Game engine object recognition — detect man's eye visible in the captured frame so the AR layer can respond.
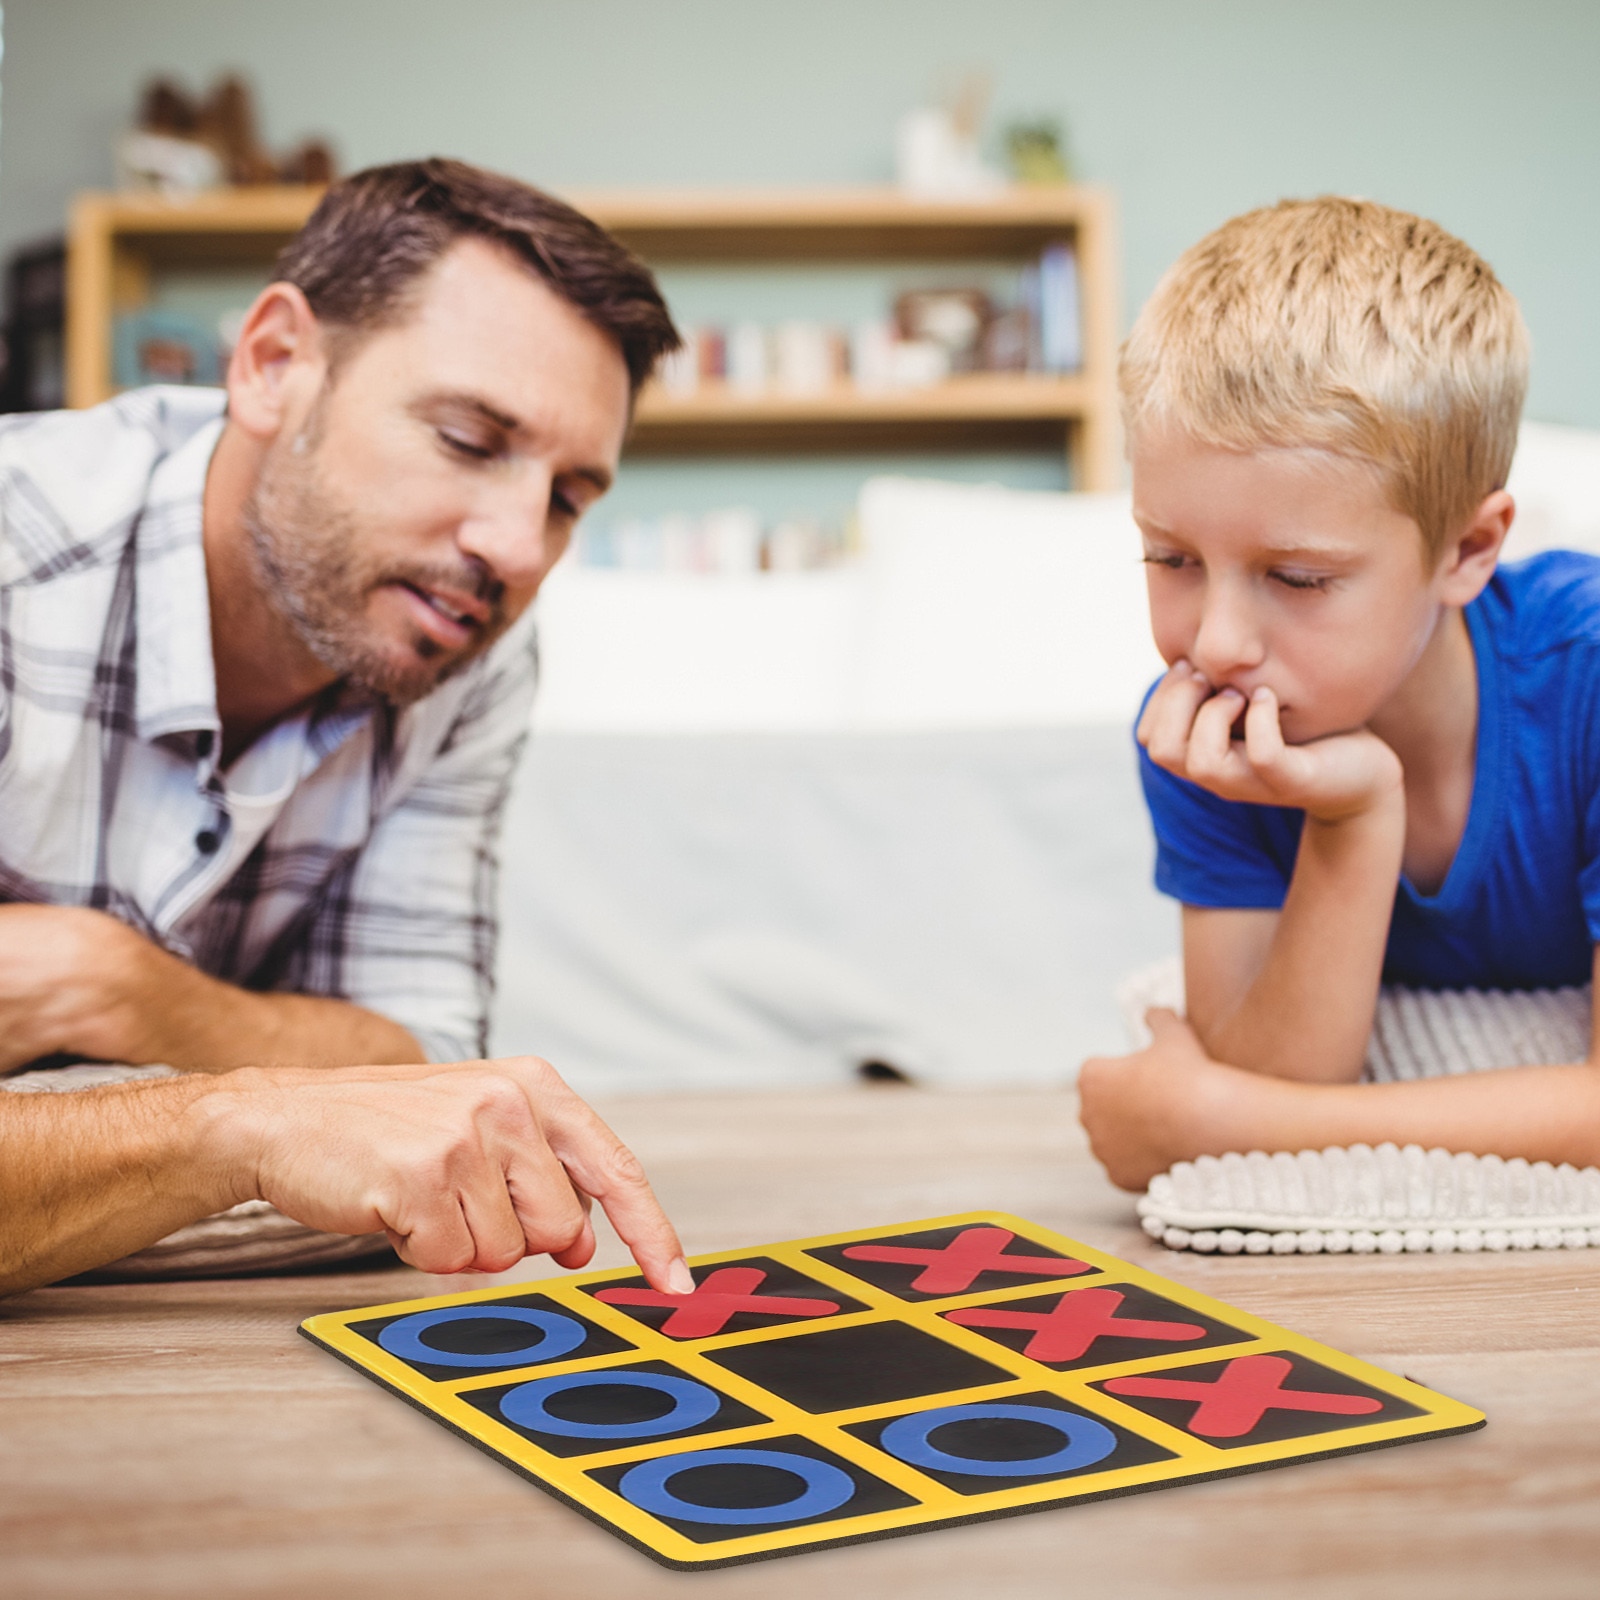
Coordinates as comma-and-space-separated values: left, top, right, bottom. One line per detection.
437, 430, 495, 460
1271, 570, 1334, 591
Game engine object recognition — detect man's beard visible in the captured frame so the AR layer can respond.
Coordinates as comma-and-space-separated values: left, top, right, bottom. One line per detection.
241, 418, 510, 707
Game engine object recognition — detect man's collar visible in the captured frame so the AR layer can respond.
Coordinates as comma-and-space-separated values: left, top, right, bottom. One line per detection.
133, 407, 226, 744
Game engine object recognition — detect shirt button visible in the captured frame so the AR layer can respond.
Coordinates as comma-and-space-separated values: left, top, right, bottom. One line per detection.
195, 828, 223, 855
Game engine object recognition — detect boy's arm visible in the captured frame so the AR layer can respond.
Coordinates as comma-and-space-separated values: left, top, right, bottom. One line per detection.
1142, 663, 1404, 1083
1079, 968, 1600, 1191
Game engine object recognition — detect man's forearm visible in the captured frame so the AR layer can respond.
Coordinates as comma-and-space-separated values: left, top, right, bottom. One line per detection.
0, 1076, 244, 1294
1201, 801, 1404, 1084
88, 933, 424, 1072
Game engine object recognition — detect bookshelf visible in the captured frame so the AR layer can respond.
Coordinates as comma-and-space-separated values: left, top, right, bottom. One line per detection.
66, 183, 1121, 489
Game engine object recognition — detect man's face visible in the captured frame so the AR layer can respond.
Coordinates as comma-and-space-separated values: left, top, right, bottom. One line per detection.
1130, 428, 1450, 744
244, 238, 631, 705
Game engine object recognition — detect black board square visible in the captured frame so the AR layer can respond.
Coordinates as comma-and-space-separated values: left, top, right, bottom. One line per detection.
941, 1282, 1253, 1373
588, 1432, 919, 1544
703, 1320, 1014, 1414
347, 1293, 635, 1381
847, 1389, 1176, 1494
1092, 1349, 1425, 1448
460, 1358, 771, 1458
579, 1256, 867, 1340
806, 1223, 1099, 1302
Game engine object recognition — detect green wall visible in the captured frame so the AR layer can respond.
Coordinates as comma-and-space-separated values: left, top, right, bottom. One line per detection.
2, 0, 1595, 514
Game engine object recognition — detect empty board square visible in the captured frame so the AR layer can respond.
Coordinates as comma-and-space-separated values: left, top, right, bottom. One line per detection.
941, 1282, 1254, 1372
704, 1319, 1014, 1413
807, 1223, 1098, 1301
588, 1433, 919, 1544
846, 1390, 1176, 1493
1093, 1350, 1425, 1447
581, 1256, 867, 1339
460, 1358, 771, 1458
346, 1292, 634, 1381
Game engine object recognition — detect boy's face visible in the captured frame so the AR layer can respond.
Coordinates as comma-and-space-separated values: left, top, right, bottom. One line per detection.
1130, 428, 1450, 745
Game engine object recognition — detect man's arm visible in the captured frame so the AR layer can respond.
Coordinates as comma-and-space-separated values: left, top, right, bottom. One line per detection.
1078, 961, 1600, 1190
0, 1054, 694, 1297
1141, 665, 1404, 1083
0, 903, 421, 1074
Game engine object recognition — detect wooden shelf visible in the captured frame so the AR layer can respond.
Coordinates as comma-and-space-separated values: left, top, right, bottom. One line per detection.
67, 183, 1121, 486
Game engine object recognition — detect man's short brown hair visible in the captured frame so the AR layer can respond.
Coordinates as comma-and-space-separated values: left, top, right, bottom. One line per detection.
1119, 197, 1529, 560
273, 158, 679, 391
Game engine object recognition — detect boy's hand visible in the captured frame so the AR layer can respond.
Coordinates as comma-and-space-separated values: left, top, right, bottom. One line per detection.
1138, 661, 1402, 823
1077, 1009, 1266, 1190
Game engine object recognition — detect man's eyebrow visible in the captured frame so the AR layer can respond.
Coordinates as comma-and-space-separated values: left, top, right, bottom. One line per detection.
414, 392, 523, 432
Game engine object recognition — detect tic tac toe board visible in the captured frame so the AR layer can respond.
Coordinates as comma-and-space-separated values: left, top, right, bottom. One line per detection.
300, 1211, 1484, 1570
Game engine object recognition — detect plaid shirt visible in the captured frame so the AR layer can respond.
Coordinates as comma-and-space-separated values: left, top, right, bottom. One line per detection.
0, 387, 537, 1062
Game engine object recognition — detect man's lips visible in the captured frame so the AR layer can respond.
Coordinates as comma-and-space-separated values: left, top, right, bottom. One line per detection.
391, 581, 489, 649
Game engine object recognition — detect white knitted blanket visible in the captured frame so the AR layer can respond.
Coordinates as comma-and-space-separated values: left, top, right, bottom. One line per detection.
0, 1062, 390, 1279
1117, 960, 1600, 1255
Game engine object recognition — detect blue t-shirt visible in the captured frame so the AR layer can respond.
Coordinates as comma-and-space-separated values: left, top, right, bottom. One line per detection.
1138, 551, 1600, 990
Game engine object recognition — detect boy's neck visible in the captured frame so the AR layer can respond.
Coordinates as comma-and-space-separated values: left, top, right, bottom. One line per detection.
1368, 605, 1478, 893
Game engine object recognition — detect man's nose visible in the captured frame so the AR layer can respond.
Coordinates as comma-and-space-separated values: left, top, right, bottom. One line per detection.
1190, 580, 1266, 681
456, 472, 556, 593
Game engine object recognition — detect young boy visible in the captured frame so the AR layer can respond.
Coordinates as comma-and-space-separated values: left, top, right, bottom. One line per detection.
1077, 196, 1600, 1190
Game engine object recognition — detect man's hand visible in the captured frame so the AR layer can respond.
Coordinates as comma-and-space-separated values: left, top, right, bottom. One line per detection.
0, 905, 153, 1073
1138, 661, 1402, 823
203, 1056, 694, 1288
1077, 1009, 1269, 1191
0, 903, 421, 1074
1, 1053, 694, 1295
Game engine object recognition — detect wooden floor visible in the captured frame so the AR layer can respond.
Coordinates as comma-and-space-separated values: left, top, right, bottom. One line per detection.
4, 1087, 1598, 1599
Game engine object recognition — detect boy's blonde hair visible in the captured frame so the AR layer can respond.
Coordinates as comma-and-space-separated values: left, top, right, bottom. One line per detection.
1119, 197, 1529, 560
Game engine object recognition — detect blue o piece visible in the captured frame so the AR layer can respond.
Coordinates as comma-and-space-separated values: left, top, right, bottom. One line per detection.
500, 1370, 722, 1439
377, 1305, 587, 1369
879, 1403, 1117, 1477
618, 1448, 857, 1526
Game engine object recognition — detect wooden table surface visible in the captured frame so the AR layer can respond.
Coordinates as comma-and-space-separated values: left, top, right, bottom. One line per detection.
4, 1087, 1598, 1599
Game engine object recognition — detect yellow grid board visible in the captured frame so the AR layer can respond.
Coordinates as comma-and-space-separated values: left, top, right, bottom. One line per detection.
300, 1210, 1484, 1570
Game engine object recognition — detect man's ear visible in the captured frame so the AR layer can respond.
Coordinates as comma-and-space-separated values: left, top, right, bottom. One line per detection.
224, 282, 327, 440
1436, 489, 1514, 606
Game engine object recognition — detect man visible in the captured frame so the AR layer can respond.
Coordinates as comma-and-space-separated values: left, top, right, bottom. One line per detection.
0, 159, 693, 1297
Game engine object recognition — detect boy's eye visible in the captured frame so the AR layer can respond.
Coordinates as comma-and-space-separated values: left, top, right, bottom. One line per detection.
1270, 570, 1334, 592
1141, 552, 1191, 571
551, 490, 580, 520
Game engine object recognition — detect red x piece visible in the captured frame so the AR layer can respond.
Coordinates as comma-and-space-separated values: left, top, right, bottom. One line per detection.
1103, 1353, 1384, 1438
946, 1287, 1207, 1362
593, 1267, 840, 1338
842, 1227, 1089, 1294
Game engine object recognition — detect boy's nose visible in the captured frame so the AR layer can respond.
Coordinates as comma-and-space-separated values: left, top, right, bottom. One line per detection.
1190, 584, 1266, 681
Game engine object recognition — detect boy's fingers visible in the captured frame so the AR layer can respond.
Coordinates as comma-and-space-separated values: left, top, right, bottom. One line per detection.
1242, 686, 1287, 773
1142, 666, 1215, 768
1136, 661, 1194, 744
1185, 689, 1246, 781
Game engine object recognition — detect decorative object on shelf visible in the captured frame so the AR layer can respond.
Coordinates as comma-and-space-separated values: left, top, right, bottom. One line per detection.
112, 308, 220, 389
116, 74, 337, 197
895, 73, 1006, 198
576, 507, 852, 575
894, 287, 993, 374
1005, 118, 1072, 186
